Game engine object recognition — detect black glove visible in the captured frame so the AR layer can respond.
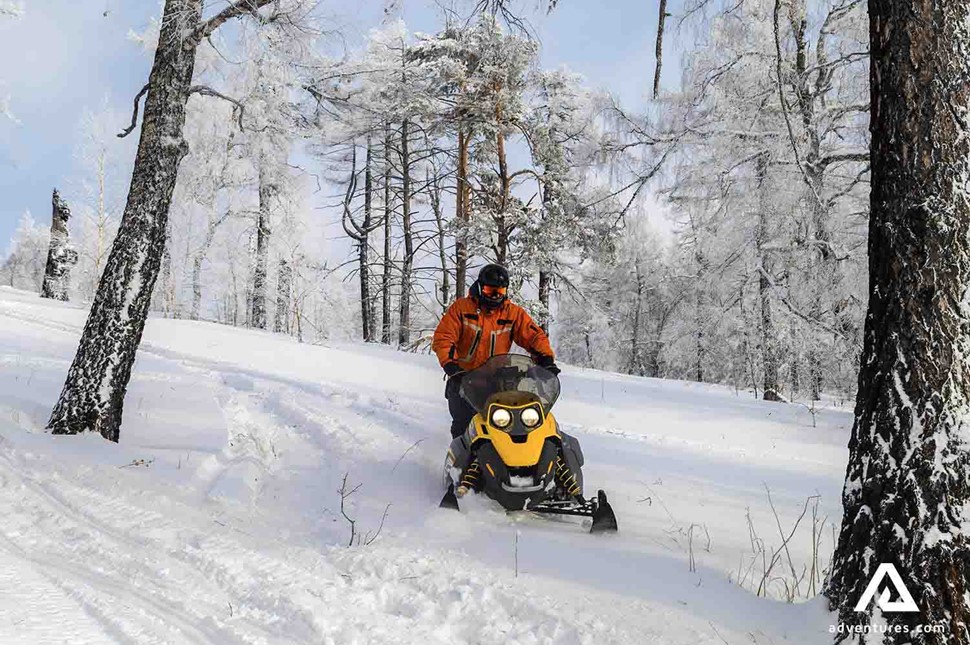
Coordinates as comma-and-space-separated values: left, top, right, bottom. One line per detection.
443, 362, 463, 378
535, 355, 561, 376
444, 364, 464, 399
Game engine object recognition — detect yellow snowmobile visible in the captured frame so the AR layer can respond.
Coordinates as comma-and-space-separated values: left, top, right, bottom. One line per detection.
439, 354, 618, 533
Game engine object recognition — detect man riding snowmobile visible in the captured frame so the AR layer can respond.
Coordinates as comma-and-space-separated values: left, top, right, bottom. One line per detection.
432, 264, 560, 439
432, 272, 618, 532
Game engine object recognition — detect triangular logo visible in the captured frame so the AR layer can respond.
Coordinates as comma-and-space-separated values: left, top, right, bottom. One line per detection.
854, 563, 919, 613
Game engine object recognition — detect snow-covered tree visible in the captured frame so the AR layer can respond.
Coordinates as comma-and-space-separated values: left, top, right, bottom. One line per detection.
518, 68, 613, 330
49, 0, 323, 442
40, 190, 79, 301
69, 102, 135, 300
825, 0, 970, 640
0, 212, 48, 290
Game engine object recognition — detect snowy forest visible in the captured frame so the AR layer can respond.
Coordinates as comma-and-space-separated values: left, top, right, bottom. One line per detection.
8, 0, 970, 642
1, 0, 869, 406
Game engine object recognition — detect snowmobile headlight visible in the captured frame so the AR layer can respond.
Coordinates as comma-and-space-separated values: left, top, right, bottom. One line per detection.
520, 407, 541, 428
490, 408, 513, 429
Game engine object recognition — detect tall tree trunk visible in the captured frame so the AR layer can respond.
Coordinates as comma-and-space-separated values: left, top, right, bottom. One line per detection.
788, 316, 800, 396
825, 0, 970, 640
156, 222, 175, 316
190, 210, 230, 321
274, 258, 291, 334
251, 160, 276, 330
90, 150, 109, 298
397, 119, 413, 348
381, 123, 393, 345
756, 152, 781, 401
47, 0, 203, 441
739, 281, 757, 396
538, 269, 552, 332
430, 167, 450, 311
806, 164, 828, 402
360, 139, 374, 341
790, 6, 830, 402
647, 325, 662, 379
694, 289, 704, 383
494, 103, 510, 265
629, 259, 645, 376
454, 126, 469, 298
191, 128, 237, 321
41, 189, 78, 301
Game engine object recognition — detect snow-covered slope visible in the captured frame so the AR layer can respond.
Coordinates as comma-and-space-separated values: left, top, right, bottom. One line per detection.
0, 286, 852, 644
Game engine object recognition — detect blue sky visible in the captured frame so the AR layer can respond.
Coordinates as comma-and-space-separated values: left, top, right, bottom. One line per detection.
0, 0, 681, 248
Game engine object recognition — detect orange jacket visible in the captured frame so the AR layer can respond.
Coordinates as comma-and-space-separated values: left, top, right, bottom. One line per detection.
432, 296, 554, 371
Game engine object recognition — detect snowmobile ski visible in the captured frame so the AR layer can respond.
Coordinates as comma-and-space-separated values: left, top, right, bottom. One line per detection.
590, 490, 619, 533
439, 483, 460, 511
528, 489, 618, 533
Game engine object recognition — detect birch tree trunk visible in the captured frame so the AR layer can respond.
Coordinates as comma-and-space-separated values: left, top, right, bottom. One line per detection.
756, 153, 781, 401
538, 269, 552, 332
89, 149, 109, 298
454, 127, 469, 298
694, 289, 704, 383
41, 189, 78, 301
190, 211, 230, 321
251, 161, 276, 330
362, 140, 375, 340
825, 0, 970, 640
48, 0, 275, 442
397, 119, 413, 348
274, 258, 291, 334
494, 102, 511, 265
629, 259, 645, 376
430, 167, 450, 310
156, 223, 175, 316
381, 123, 393, 345
47, 0, 202, 441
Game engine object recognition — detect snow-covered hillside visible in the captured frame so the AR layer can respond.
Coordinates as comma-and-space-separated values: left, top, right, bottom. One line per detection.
0, 286, 852, 644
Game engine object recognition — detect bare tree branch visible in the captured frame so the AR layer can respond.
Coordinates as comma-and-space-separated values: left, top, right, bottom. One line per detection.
117, 84, 150, 138
653, 0, 669, 99
817, 151, 868, 169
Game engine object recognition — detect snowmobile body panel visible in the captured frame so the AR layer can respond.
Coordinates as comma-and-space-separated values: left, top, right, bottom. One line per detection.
474, 403, 558, 467
474, 439, 561, 510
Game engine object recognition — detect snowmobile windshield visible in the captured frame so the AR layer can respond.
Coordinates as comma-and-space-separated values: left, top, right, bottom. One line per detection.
460, 354, 561, 414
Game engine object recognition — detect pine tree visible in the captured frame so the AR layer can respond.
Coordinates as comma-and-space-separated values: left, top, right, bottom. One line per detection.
825, 0, 970, 640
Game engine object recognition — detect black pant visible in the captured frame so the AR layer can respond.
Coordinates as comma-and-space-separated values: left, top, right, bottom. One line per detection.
446, 374, 476, 439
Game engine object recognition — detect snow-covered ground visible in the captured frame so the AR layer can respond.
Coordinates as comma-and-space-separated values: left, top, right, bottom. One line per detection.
0, 286, 852, 644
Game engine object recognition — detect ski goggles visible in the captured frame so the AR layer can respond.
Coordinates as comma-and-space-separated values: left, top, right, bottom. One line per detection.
481, 285, 507, 298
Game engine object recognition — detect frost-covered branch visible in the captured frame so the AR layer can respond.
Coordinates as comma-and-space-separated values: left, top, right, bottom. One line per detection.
191, 0, 278, 46
188, 85, 245, 130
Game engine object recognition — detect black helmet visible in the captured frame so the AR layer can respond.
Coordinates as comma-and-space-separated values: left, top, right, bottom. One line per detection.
473, 263, 510, 309
478, 264, 509, 288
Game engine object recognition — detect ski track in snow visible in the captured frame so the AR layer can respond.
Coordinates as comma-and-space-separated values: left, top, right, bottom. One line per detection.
0, 287, 849, 643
